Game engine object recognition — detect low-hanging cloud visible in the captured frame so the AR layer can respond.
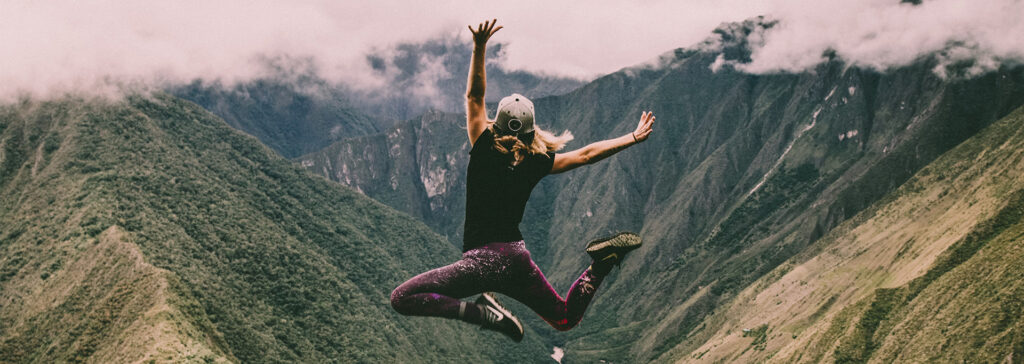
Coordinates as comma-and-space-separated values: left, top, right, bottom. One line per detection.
713, 0, 1024, 77
0, 0, 766, 100
1, 0, 1022, 100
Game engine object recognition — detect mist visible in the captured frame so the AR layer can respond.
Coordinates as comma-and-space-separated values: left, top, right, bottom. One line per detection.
730, 0, 1024, 76
2, 0, 1022, 100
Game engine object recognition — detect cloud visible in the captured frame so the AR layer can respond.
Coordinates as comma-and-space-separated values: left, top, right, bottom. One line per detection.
0, 0, 767, 100
1, 0, 1021, 100
718, 0, 1024, 76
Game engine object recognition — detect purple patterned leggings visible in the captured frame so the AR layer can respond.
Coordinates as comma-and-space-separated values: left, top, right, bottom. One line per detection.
390, 241, 605, 331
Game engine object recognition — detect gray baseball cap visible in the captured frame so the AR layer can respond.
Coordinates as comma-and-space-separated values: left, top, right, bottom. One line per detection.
494, 93, 535, 136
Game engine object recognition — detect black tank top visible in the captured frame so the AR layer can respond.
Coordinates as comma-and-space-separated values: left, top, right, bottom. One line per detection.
463, 128, 555, 251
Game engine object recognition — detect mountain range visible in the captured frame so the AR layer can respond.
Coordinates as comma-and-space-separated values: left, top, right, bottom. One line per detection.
298, 19, 1024, 362
2, 17, 1024, 364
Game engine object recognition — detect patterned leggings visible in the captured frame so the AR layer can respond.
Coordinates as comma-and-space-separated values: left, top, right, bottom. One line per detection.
390, 241, 605, 331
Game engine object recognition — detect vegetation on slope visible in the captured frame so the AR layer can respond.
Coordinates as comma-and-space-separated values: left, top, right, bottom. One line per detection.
0, 95, 552, 363
667, 105, 1024, 363
832, 122, 1024, 363
173, 79, 380, 158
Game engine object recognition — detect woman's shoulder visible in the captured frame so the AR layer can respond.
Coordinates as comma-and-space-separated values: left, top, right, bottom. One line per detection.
527, 150, 556, 175
470, 128, 495, 154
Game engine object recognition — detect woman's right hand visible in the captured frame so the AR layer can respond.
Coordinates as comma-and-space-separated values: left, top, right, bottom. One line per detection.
468, 19, 502, 47
632, 111, 656, 143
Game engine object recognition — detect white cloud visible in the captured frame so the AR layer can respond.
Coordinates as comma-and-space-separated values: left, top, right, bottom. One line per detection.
1, 0, 1022, 99
734, 0, 1024, 75
0, 0, 766, 99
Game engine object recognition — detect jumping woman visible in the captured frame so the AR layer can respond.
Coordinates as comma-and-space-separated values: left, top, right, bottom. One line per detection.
390, 19, 656, 342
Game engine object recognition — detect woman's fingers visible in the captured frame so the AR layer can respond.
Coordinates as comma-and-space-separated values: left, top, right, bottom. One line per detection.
639, 111, 654, 127
633, 111, 655, 142
470, 19, 501, 41
486, 19, 501, 38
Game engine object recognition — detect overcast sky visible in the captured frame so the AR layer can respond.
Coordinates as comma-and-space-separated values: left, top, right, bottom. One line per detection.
1, 0, 1022, 99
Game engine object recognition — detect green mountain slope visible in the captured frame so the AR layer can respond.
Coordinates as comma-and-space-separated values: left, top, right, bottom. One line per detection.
173, 79, 381, 158
0, 95, 552, 363
298, 20, 1024, 362
666, 105, 1024, 363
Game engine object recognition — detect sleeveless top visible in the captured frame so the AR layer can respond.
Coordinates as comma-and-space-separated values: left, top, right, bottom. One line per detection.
462, 128, 555, 251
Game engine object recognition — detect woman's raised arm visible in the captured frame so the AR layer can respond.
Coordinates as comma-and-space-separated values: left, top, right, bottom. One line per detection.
551, 111, 656, 174
466, 19, 502, 146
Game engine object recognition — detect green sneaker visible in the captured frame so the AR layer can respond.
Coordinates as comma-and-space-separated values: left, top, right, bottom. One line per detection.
476, 292, 524, 342
586, 232, 643, 268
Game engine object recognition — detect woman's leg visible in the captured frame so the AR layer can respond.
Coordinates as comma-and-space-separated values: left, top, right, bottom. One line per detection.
500, 243, 608, 331
390, 255, 492, 324
390, 243, 520, 324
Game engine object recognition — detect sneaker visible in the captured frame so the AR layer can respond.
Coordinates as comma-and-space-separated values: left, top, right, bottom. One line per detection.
585, 232, 643, 267
476, 292, 524, 342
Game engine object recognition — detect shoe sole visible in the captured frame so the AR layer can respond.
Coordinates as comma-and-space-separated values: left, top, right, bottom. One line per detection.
478, 292, 524, 342
586, 232, 643, 262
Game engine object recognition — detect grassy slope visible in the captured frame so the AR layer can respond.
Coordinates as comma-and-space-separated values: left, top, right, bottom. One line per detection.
659, 106, 1024, 363
0, 95, 551, 363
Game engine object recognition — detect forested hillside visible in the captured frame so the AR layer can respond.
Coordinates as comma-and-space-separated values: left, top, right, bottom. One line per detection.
0, 94, 553, 363
668, 105, 1024, 363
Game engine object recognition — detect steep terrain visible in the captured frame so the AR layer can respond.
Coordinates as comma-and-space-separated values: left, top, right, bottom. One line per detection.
299, 111, 472, 246
300, 20, 1024, 362
173, 78, 381, 158
666, 105, 1024, 363
0, 95, 552, 363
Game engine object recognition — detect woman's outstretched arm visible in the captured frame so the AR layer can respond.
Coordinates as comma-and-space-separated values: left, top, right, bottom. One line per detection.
550, 111, 656, 174
466, 19, 502, 146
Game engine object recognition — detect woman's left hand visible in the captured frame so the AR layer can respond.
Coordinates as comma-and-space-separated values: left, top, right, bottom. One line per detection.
632, 111, 655, 143
468, 19, 502, 47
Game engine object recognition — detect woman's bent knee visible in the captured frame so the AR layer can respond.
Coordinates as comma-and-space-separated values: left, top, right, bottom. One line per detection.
390, 286, 410, 315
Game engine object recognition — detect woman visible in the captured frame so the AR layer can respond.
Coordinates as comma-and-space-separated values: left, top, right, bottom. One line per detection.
390, 19, 656, 342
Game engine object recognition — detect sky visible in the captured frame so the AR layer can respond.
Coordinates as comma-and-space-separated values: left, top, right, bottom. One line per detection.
1, 0, 1022, 99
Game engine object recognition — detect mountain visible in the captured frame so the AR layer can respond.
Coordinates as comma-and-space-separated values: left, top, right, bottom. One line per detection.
172, 78, 381, 159
173, 35, 584, 159
666, 105, 1024, 363
0, 94, 553, 363
297, 111, 471, 246
299, 20, 1024, 362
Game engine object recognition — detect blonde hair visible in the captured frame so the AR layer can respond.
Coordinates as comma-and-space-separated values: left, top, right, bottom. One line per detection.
492, 124, 574, 165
